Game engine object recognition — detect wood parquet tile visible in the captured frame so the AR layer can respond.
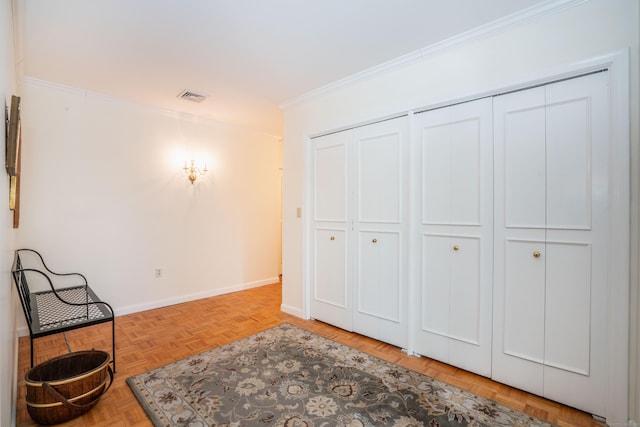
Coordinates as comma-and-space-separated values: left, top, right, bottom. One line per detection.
15, 282, 604, 426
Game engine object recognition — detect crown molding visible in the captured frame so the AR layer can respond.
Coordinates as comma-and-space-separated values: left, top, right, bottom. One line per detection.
279, 0, 590, 110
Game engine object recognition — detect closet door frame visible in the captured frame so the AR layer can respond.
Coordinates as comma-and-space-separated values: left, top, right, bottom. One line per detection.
301, 49, 629, 425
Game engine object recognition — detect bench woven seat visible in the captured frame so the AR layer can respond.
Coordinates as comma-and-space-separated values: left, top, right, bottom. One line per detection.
34, 286, 109, 331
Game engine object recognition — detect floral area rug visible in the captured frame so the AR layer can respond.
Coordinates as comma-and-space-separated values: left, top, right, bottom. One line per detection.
127, 323, 556, 427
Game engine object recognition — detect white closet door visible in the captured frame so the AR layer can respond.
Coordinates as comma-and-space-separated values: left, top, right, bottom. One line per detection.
493, 72, 609, 417
493, 86, 547, 395
310, 130, 352, 331
353, 117, 409, 348
542, 72, 609, 416
413, 98, 493, 376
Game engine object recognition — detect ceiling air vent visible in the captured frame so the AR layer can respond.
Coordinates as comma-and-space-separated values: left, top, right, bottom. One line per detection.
177, 89, 208, 103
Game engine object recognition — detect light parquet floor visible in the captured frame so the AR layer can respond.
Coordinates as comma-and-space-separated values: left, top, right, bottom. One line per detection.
15, 282, 604, 427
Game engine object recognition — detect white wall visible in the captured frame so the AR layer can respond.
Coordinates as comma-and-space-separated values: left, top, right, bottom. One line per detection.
16, 79, 282, 319
1, 0, 18, 424
281, 0, 639, 423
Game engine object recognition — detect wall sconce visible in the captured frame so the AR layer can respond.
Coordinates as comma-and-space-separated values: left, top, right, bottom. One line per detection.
183, 160, 208, 184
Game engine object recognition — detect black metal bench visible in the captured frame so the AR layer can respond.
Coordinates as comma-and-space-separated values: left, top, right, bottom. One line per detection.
12, 249, 116, 372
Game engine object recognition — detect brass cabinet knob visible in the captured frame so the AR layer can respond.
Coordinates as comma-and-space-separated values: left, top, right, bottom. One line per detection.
372, 238, 377, 243
330, 236, 335, 241
533, 251, 541, 258
453, 245, 460, 251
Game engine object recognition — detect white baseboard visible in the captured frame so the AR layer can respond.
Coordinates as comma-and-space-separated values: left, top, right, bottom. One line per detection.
116, 277, 280, 317
280, 303, 303, 318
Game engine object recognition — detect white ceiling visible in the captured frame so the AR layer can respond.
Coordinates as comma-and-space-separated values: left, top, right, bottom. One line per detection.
19, 0, 547, 136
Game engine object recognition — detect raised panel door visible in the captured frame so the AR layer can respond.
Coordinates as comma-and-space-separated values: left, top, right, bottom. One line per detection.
493, 84, 547, 396
353, 117, 408, 348
310, 131, 352, 331
493, 72, 609, 417
542, 72, 609, 417
413, 98, 493, 377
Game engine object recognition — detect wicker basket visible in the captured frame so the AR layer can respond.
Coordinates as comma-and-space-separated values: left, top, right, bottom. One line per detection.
25, 350, 114, 425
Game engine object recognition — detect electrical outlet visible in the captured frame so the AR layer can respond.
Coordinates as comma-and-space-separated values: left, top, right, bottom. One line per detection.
155, 268, 162, 278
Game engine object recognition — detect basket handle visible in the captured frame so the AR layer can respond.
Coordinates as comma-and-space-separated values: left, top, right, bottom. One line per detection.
42, 364, 114, 410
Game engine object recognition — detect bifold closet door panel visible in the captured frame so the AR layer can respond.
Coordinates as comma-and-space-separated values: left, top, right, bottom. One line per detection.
541, 72, 609, 417
310, 130, 352, 331
413, 98, 493, 377
353, 117, 409, 349
493, 71, 609, 417
492, 86, 547, 394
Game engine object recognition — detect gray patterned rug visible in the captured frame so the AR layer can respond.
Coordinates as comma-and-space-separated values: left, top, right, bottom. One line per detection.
127, 323, 556, 427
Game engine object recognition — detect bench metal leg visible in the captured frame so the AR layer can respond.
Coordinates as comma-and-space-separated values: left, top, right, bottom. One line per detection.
111, 318, 116, 373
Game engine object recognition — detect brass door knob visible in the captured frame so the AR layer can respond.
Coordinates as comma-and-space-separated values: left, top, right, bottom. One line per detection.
372, 238, 377, 243
533, 251, 541, 258
453, 245, 459, 251
330, 236, 335, 241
